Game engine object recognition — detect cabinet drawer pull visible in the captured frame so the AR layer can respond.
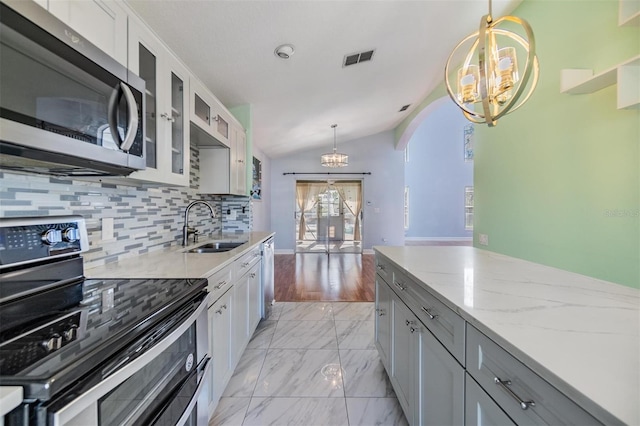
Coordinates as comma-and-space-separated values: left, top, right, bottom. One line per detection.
250, 272, 256, 278
394, 281, 406, 291
222, 304, 227, 310
409, 326, 418, 334
242, 262, 250, 267
214, 280, 228, 290
405, 319, 416, 326
421, 306, 438, 320
494, 377, 535, 410
376, 264, 386, 271
215, 308, 223, 315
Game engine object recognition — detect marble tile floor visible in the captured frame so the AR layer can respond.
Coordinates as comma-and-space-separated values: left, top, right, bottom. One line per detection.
210, 301, 408, 426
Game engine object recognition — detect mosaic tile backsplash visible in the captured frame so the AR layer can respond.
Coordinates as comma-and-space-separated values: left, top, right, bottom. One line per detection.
0, 145, 253, 268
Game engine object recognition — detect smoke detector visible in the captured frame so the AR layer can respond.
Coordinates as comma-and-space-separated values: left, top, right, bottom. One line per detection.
274, 44, 295, 59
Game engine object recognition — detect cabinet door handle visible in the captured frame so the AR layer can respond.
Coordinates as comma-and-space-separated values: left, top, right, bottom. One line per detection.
222, 304, 227, 310
250, 272, 256, 278
421, 306, 438, 320
376, 264, 386, 271
394, 281, 406, 291
214, 280, 228, 290
494, 377, 535, 410
161, 112, 176, 122
409, 326, 418, 333
378, 309, 386, 316
215, 308, 223, 315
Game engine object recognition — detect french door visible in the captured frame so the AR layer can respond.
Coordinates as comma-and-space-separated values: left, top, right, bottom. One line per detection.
295, 180, 363, 254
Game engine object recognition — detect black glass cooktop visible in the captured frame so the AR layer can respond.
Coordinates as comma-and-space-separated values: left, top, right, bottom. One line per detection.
0, 276, 207, 401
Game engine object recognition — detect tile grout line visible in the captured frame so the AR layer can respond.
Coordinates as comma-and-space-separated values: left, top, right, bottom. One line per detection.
331, 302, 352, 426
241, 304, 283, 425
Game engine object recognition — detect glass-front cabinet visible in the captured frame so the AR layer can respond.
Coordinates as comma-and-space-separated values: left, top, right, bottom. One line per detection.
189, 77, 231, 148
127, 16, 190, 186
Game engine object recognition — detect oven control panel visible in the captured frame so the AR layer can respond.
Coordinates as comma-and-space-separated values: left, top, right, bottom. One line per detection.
0, 215, 88, 268
0, 309, 87, 375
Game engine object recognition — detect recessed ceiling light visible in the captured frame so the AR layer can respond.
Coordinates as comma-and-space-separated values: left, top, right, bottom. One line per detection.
274, 44, 295, 59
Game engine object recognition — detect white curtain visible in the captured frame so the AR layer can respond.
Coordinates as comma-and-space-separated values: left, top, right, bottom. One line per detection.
295, 182, 324, 240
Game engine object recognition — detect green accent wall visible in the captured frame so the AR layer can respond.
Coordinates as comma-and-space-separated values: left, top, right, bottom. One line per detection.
230, 104, 253, 197
396, 0, 640, 288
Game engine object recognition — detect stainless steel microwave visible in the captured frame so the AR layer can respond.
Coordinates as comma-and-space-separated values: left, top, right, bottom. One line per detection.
0, 0, 146, 177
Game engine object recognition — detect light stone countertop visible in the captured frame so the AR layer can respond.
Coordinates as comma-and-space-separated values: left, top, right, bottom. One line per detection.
0, 386, 23, 417
85, 232, 274, 279
373, 245, 639, 426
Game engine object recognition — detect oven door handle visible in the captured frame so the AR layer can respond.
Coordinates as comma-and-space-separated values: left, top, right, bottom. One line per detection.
176, 357, 211, 426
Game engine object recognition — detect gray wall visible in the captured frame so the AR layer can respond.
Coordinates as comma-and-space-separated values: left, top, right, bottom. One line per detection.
405, 100, 473, 239
270, 130, 405, 251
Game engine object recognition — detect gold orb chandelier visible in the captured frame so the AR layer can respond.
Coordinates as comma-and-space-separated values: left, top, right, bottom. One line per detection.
444, 0, 540, 127
321, 124, 348, 168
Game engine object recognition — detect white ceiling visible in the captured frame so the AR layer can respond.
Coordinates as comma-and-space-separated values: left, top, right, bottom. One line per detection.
125, 0, 521, 158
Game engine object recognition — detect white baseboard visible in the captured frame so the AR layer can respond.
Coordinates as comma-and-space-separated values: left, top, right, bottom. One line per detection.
404, 237, 472, 242
275, 249, 294, 254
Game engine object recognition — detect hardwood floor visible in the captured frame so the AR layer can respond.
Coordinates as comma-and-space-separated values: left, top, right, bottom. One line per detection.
274, 253, 375, 302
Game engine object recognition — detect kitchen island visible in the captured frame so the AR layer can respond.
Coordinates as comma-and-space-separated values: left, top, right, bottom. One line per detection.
373, 246, 639, 426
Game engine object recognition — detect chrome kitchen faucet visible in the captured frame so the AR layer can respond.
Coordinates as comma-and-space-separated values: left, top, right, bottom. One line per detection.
182, 200, 216, 246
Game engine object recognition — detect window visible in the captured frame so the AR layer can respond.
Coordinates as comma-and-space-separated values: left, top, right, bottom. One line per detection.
404, 186, 410, 230
465, 186, 474, 230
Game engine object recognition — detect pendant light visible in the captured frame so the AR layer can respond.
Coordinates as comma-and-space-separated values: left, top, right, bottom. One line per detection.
321, 124, 348, 168
444, 0, 539, 127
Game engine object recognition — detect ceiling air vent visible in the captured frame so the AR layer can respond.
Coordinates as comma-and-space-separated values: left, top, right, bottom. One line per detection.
399, 104, 411, 112
343, 49, 375, 67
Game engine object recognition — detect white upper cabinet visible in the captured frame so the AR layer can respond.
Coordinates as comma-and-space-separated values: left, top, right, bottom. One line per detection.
47, 0, 128, 66
198, 122, 247, 196
231, 124, 247, 195
127, 16, 190, 186
190, 78, 232, 148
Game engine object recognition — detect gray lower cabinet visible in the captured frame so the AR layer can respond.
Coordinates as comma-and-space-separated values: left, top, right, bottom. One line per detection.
418, 321, 465, 426
391, 296, 418, 423
376, 273, 465, 425
465, 373, 516, 426
466, 325, 601, 426
374, 276, 392, 370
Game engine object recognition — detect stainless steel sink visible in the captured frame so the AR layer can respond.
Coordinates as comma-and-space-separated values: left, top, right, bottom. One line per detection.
186, 241, 247, 253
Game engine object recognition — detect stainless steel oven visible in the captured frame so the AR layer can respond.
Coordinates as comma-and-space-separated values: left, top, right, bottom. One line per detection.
42, 294, 210, 426
0, 0, 146, 176
0, 216, 210, 426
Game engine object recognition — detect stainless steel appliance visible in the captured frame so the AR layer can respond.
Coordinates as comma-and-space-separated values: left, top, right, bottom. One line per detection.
0, 216, 210, 425
0, 1, 146, 176
261, 237, 274, 319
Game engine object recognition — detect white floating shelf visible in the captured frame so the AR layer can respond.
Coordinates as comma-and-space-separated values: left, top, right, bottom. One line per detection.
619, 0, 640, 26
560, 55, 640, 109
